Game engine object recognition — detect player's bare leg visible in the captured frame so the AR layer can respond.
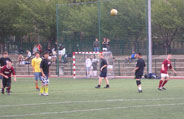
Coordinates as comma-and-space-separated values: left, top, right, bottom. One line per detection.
35, 80, 39, 90
158, 76, 168, 91
95, 77, 103, 88
161, 77, 169, 90
104, 77, 110, 88
136, 79, 142, 93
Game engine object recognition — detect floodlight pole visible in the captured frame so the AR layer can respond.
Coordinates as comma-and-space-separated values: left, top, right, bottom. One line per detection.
56, 4, 60, 77
148, 0, 152, 73
97, 0, 102, 51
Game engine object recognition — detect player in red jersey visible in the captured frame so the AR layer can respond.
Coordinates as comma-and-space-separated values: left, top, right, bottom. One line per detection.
158, 54, 176, 91
0, 61, 16, 95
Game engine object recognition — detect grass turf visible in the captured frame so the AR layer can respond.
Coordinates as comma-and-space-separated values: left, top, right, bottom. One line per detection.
0, 78, 184, 119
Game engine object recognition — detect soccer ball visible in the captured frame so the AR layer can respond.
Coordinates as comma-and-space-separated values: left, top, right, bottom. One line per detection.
110, 9, 118, 16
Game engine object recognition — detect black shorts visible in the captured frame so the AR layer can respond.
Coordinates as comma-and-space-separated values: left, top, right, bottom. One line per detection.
2, 77, 11, 88
100, 71, 107, 78
135, 74, 143, 79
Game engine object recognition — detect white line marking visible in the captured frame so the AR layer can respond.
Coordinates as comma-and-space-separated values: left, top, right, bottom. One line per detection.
0, 97, 184, 108
0, 103, 184, 118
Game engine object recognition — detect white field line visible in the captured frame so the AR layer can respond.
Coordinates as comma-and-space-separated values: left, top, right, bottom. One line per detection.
0, 103, 184, 118
0, 97, 184, 108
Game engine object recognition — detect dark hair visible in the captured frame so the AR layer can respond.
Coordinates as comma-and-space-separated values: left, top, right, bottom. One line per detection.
35, 52, 40, 55
138, 53, 142, 56
44, 51, 49, 55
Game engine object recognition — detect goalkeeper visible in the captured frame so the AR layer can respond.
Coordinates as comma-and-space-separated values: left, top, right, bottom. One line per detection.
39, 52, 51, 96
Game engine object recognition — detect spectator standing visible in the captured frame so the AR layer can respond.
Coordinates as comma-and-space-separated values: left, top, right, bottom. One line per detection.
106, 38, 111, 51
102, 38, 107, 51
85, 56, 92, 78
91, 56, 98, 77
93, 38, 100, 52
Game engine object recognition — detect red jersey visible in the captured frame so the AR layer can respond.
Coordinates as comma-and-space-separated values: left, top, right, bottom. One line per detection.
0, 66, 15, 77
160, 59, 172, 74
37, 44, 41, 51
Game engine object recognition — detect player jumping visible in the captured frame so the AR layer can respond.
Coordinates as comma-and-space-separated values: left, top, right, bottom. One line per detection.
158, 54, 177, 91
95, 53, 110, 88
0, 61, 16, 95
133, 53, 145, 93
40, 52, 51, 96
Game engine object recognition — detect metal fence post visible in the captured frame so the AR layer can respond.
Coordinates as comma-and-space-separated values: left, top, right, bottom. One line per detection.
118, 60, 120, 76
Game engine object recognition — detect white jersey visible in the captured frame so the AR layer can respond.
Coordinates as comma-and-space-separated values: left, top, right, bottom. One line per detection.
85, 58, 92, 67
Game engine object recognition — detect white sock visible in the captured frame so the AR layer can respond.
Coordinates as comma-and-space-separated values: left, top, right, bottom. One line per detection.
138, 86, 142, 90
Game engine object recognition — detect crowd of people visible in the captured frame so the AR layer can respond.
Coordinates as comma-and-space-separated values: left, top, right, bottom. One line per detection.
17, 43, 67, 65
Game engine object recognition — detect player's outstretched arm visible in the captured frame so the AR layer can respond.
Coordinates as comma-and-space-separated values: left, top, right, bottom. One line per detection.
172, 68, 177, 74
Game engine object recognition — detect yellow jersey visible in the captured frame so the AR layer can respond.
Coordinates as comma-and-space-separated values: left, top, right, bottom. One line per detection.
31, 57, 42, 72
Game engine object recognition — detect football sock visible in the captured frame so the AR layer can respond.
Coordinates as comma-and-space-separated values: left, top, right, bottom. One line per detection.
36, 84, 39, 89
138, 86, 142, 90
45, 86, 48, 94
159, 80, 163, 88
40, 87, 44, 94
1, 88, 4, 94
162, 80, 168, 87
7, 87, 10, 93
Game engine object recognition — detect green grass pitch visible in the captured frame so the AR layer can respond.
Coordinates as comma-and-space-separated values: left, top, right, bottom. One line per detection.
0, 78, 184, 119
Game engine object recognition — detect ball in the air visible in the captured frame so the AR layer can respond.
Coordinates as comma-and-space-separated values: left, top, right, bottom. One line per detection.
110, 9, 118, 16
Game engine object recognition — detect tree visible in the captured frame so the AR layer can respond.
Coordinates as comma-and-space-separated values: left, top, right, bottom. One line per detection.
152, 0, 184, 54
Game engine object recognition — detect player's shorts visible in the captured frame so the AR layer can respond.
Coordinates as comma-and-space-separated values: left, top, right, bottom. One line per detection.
161, 73, 169, 78
2, 77, 11, 88
86, 67, 91, 73
34, 72, 42, 81
100, 71, 107, 78
41, 76, 49, 85
135, 74, 143, 79
48, 56, 52, 60
0, 75, 3, 80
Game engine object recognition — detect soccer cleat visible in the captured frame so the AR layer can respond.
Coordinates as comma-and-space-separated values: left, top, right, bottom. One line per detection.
36, 88, 40, 91
104, 85, 110, 88
1, 88, 4, 94
158, 88, 163, 91
162, 87, 167, 90
7, 93, 11, 95
39, 93, 44, 96
138, 90, 143, 93
95, 85, 101, 88
44, 93, 48, 96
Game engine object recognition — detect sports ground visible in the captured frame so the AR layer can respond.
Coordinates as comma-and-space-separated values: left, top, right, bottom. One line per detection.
0, 78, 184, 119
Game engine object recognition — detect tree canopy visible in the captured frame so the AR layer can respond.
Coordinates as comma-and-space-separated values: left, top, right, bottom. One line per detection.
0, 0, 183, 54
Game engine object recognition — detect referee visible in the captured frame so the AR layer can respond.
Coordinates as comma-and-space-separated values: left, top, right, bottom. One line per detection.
133, 53, 145, 93
95, 53, 110, 88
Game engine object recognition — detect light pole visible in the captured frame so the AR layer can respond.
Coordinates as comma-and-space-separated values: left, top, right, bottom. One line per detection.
148, 0, 152, 73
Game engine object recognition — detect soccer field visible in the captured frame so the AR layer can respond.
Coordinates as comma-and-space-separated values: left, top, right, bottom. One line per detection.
0, 78, 184, 119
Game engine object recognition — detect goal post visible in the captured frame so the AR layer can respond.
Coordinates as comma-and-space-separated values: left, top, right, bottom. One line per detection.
73, 52, 114, 79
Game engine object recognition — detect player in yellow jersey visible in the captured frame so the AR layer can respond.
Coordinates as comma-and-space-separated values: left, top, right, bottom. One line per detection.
31, 52, 42, 90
